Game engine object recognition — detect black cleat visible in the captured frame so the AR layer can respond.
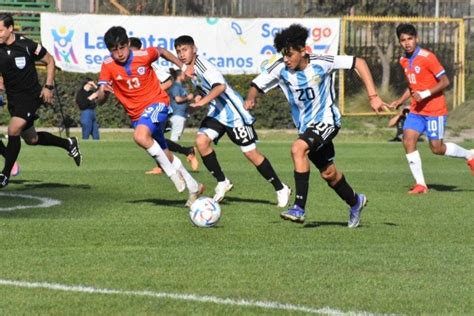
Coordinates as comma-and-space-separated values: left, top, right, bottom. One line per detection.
68, 137, 82, 166
0, 173, 9, 189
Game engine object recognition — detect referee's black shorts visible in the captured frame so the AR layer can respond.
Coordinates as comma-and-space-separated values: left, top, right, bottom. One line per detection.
7, 93, 43, 130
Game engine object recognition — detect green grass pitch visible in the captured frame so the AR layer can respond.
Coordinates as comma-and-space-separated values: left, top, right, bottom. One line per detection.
0, 131, 472, 314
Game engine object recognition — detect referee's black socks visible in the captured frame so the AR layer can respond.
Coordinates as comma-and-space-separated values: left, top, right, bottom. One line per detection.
36, 132, 70, 150
2, 135, 21, 177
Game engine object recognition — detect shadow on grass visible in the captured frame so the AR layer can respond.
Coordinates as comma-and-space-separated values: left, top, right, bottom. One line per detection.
221, 196, 273, 206
6, 179, 91, 191
427, 183, 474, 192
7, 181, 92, 191
303, 221, 347, 228
127, 198, 186, 207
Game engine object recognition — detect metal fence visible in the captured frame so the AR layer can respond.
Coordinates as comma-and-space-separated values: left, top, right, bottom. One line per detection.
339, 16, 465, 115
94, 0, 471, 18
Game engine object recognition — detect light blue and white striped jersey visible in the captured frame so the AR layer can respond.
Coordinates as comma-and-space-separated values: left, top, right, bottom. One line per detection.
192, 55, 255, 128
252, 54, 355, 134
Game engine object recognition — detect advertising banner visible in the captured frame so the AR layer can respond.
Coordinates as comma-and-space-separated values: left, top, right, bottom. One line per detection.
40, 13, 340, 74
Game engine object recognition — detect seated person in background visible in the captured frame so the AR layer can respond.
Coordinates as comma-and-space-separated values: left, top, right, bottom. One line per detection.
75, 78, 100, 140
388, 105, 409, 142
167, 68, 194, 142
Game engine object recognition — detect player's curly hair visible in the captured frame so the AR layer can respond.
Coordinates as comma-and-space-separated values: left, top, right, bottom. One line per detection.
274, 24, 309, 53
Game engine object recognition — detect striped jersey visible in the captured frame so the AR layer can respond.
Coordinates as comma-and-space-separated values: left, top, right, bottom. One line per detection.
399, 47, 447, 116
99, 47, 169, 121
252, 54, 354, 134
192, 55, 254, 128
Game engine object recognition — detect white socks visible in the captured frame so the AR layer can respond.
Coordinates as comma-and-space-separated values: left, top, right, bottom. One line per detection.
171, 155, 199, 193
146, 140, 176, 177
444, 142, 473, 160
406, 150, 426, 186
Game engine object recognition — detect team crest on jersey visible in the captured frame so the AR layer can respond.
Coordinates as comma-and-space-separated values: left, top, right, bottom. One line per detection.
310, 75, 321, 85
137, 66, 146, 75
414, 66, 421, 74
15, 57, 26, 69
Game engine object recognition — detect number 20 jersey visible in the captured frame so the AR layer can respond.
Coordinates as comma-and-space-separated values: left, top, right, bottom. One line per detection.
99, 47, 169, 121
252, 54, 354, 134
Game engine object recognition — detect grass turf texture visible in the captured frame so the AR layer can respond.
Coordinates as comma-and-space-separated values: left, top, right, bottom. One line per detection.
0, 131, 472, 314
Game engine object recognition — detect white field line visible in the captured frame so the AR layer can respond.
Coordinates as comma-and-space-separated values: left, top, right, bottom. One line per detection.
0, 193, 61, 212
0, 279, 385, 315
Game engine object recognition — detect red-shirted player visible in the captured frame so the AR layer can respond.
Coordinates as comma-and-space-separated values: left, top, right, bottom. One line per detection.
390, 24, 474, 194
96, 26, 203, 207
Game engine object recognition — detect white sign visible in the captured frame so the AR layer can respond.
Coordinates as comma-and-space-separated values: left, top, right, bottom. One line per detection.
40, 13, 340, 74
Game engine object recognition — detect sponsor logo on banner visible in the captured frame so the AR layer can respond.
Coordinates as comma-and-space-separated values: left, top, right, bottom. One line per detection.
40, 13, 340, 74
51, 26, 78, 64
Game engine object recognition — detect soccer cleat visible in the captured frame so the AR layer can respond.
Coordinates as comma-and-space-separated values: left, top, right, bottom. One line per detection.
408, 184, 428, 195
67, 137, 82, 167
348, 193, 367, 228
145, 167, 163, 175
170, 172, 186, 193
280, 204, 305, 223
185, 183, 205, 208
186, 151, 199, 171
0, 173, 8, 189
213, 178, 233, 202
10, 161, 20, 177
467, 150, 474, 176
276, 183, 291, 208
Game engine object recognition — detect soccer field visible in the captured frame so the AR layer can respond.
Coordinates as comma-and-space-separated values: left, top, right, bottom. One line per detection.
0, 132, 472, 315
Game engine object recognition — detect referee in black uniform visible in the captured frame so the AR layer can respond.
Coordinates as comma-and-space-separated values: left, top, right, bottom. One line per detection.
0, 13, 82, 188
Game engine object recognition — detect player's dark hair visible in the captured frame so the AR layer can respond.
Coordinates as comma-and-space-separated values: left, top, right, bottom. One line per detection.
174, 35, 195, 48
396, 23, 417, 39
129, 37, 142, 49
104, 26, 129, 50
274, 24, 308, 53
0, 13, 14, 28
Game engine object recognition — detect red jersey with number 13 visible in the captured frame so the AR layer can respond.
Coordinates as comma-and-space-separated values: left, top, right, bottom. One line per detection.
99, 47, 169, 121
399, 47, 447, 116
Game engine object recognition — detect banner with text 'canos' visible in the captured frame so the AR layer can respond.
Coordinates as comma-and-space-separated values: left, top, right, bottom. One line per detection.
40, 13, 340, 74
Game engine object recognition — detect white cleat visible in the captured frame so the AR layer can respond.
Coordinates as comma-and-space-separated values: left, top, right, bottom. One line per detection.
185, 183, 205, 208
276, 183, 291, 208
170, 172, 186, 193
213, 178, 233, 202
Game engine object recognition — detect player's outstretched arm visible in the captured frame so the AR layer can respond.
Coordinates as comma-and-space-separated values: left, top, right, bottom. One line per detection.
39, 52, 56, 104
390, 88, 411, 109
244, 85, 260, 110
156, 47, 192, 76
354, 57, 389, 113
96, 84, 112, 105
190, 83, 226, 108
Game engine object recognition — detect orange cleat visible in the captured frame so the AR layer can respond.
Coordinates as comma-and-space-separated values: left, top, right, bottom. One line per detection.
145, 167, 163, 175
467, 155, 474, 176
186, 151, 199, 171
408, 184, 428, 195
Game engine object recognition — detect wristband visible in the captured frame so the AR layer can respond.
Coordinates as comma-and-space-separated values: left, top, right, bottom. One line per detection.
181, 64, 188, 72
44, 84, 55, 91
418, 89, 431, 100
368, 94, 378, 100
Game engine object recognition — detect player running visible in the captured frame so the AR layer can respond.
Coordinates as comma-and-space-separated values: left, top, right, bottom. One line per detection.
96, 26, 203, 207
174, 35, 291, 207
389, 23, 474, 194
245, 24, 387, 227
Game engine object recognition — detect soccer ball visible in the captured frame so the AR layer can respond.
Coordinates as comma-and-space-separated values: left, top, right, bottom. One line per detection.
189, 197, 221, 228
